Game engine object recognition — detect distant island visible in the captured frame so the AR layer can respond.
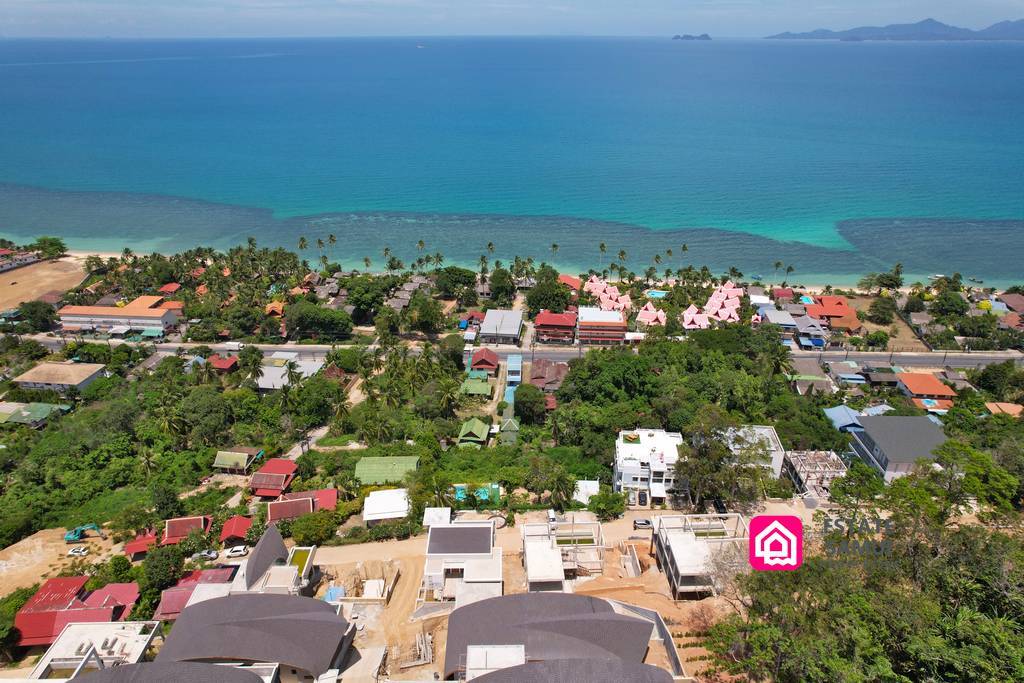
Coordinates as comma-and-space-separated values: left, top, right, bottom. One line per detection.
673, 34, 711, 41
768, 17, 1024, 41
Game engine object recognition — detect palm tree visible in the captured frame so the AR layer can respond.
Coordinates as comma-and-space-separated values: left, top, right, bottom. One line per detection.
363, 256, 372, 272
486, 242, 495, 255
284, 359, 304, 388
617, 250, 627, 272
550, 243, 559, 259
417, 239, 425, 254
298, 236, 308, 252
598, 242, 607, 268
478, 255, 489, 277
784, 264, 795, 286
436, 377, 461, 418
328, 233, 337, 253
548, 470, 575, 511
773, 260, 784, 278
333, 398, 352, 425
433, 252, 444, 268
680, 243, 688, 268
196, 358, 217, 385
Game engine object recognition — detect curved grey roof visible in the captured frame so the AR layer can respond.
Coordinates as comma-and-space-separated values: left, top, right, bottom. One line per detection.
244, 524, 288, 588
156, 593, 350, 677
475, 659, 673, 683
443, 593, 653, 679
76, 662, 263, 683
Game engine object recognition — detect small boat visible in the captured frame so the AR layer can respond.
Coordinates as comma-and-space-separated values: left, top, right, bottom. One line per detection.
751, 274, 764, 281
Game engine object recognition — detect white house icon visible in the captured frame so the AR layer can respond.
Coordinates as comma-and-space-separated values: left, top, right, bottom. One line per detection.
754, 520, 799, 566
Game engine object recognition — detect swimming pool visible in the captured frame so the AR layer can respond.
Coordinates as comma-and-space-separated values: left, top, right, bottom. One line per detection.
800, 295, 815, 305
646, 290, 669, 299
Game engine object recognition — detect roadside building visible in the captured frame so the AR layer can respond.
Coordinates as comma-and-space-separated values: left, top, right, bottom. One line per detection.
897, 372, 957, 413
850, 416, 947, 481
577, 307, 627, 345
249, 459, 298, 498
153, 568, 238, 622
225, 526, 318, 597
15, 577, 140, 647
528, 358, 569, 393
420, 521, 503, 608
506, 354, 522, 386
611, 429, 683, 506
470, 348, 499, 375
986, 402, 1023, 417
362, 489, 410, 527
479, 309, 523, 345
534, 310, 577, 343
208, 354, 239, 372
59, 295, 179, 333
459, 377, 492, 398
12, 362, 105, 395
521, 519, 604, 592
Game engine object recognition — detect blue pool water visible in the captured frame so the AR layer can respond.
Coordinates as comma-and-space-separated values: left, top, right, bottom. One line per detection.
646, 290, 669, 299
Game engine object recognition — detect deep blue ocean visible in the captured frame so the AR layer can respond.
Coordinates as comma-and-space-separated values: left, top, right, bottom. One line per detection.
0, 37, 1022, 284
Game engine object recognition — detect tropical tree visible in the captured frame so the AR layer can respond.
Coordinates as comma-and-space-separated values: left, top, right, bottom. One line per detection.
298, 236, 308, 252
598, 242, 607, 268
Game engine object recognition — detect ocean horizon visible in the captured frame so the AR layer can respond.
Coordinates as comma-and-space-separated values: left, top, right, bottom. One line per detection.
0, 37, 1022, 285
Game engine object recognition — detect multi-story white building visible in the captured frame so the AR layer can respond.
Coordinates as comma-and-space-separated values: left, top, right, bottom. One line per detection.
611, 429, 683, 505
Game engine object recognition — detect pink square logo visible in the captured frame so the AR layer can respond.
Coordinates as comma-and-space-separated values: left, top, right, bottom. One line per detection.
748, 515, 803, 571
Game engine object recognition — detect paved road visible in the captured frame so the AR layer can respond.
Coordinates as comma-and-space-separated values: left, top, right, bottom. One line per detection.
27, 333, 1022, 369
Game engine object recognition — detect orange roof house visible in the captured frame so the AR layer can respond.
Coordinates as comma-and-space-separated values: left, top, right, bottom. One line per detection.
58, 295, 178, 329
558, 274, 582, 292
806, 295, 853, 320
829, 312, 863, 334
196, 284, 209, 296
219, 515, 253, 545
897, 373, 957, 399
159, 300, 185, 311
986, 402, 1023, 417
158, 283, 181, 294
265, 301, 285, 317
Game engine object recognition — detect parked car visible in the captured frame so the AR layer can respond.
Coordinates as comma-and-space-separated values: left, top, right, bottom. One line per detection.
225, 545, 249, 558
191, 549, 218, 561
633, 518, 653, 530
67, 546, 89, 557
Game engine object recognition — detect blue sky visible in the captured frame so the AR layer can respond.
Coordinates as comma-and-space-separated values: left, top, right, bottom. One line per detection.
1, 0, 1022, 38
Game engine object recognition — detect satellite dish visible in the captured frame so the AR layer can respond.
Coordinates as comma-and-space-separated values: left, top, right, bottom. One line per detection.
804, 497, 819, 509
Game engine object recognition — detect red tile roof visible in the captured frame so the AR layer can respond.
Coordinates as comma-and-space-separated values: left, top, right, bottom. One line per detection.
282, 488, 338, 512
123, 532, 158, 558
250, 458, 298, 497
806, 301, 852, 319
461, 311, 485, 323
535, 310, 578, 328
829, 312, 863, 332
15, 577, 139, 646
898, 373, 957, 398
219, 515, 253, 543
162, 516, 212, 546
209, 354, 238, 371
471, 348, 499, 370
158, 300, 185, 310
545, 394, 558, 411
772, 287, 794, 300
1000, 293, 1024, 313
196, 284, 209, 296
267, 497, 314, 523
152, 585, 196, 622
913, 398, 955, 412
190, 266, 207, 278
557, 274, 582, 291
158, 283, 181, 294
177, 568, 236, 585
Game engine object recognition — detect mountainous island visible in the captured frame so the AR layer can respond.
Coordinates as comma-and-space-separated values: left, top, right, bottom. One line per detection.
767, 17, 1024, 41
672, 34, 711, 41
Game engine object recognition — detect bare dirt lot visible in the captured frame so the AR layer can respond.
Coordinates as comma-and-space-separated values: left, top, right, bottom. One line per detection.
0, 258, 85, 310
848, 295, 929, 352
0, 527, 117, 592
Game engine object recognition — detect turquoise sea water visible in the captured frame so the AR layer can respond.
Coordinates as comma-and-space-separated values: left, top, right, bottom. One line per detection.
0, 37, 1022, 284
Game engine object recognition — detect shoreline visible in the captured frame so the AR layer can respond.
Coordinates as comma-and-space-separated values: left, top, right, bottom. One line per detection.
57, 250, 971, 295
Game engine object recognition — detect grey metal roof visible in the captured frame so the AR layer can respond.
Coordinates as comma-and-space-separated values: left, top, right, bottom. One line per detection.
480, 309, 523, 337
244, 524, 288, 589
443, 594, 653, 679
475, 659, 673, 683
156, 594, 350, 678
859, 416, 946, 464
427, 525, 492, 555
76, 662, 263, 683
